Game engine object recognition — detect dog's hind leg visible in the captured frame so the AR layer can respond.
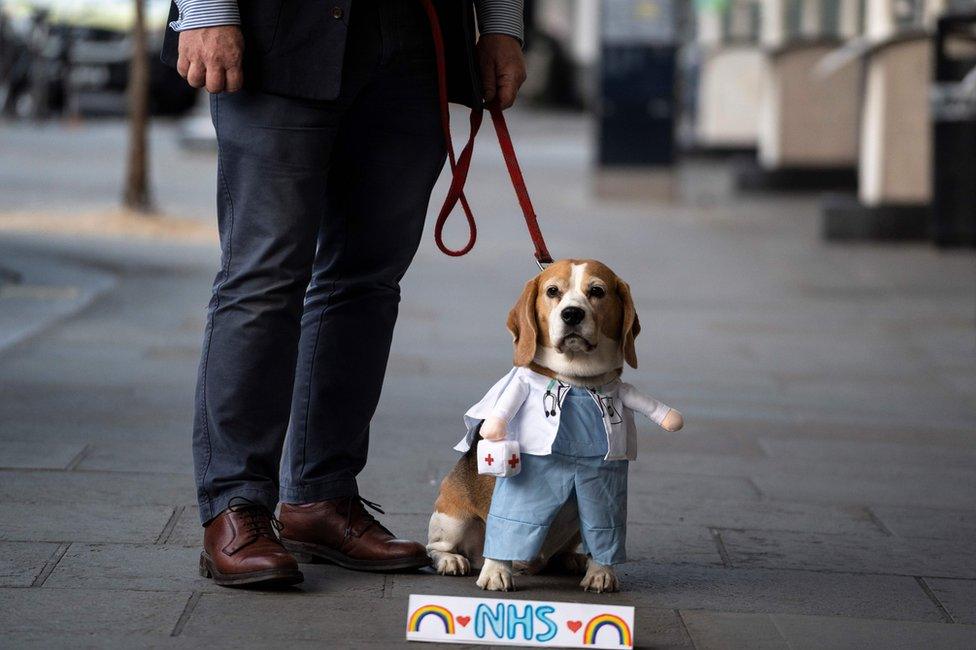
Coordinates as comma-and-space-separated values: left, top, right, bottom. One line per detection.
535, 498, 587, 575
545, 536, 589, 576
427, 510, 483, 576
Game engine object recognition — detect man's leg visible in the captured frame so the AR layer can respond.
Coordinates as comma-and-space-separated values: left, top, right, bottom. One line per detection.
280, 6, 446, 505
276, 0, 445, 570
193, 89, 348, 523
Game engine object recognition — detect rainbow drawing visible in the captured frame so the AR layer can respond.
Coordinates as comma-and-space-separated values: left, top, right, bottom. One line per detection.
407, 604, 455, 635
583, 613, 632, 647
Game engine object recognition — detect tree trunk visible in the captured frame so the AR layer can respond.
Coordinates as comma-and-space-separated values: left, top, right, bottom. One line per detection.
123, 0, 152, 212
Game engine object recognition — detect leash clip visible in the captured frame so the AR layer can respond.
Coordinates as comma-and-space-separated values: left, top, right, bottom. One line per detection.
535, 252, 554, 272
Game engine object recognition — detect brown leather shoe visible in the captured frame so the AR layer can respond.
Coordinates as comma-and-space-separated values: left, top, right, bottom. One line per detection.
278, 496, 430, 572
200, 498, 304, 587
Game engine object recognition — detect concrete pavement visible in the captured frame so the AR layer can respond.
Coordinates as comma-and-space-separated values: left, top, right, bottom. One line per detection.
0, 111, 974, 648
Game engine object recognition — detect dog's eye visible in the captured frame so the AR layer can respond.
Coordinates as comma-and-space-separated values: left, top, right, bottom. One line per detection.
588, 286, 606, 299
546, 286, 560, 299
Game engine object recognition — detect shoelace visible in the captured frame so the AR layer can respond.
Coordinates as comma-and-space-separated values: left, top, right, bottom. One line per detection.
227, 496, 284, 542
343, 496, 394, 539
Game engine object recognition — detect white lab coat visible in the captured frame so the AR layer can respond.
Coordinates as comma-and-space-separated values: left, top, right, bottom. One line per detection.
454, 366, 674, 461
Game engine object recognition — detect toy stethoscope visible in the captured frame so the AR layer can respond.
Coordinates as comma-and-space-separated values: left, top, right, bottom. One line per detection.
543, 379, 623, 424
543, 379, 568, 417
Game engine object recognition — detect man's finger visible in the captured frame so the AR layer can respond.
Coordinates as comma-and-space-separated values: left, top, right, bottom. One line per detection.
206, 66, 227, 94
186, 61, 207, 89
176, 54, 190, 79
480, 59, 497, 103
225, 65, 244, 93
496, 73, 518, 110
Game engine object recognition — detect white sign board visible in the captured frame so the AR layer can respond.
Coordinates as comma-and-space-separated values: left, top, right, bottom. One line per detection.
405, 594, 635, 649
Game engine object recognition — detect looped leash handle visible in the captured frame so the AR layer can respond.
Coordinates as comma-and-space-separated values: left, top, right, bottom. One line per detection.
419, 0, 554, 267
486, 100, 554, 267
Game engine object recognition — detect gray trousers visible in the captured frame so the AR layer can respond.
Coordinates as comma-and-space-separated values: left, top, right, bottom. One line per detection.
193, 0, 446, 523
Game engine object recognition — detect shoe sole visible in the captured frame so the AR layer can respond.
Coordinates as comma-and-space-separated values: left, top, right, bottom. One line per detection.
199, 552, 304, 587
280, 538, 431, 572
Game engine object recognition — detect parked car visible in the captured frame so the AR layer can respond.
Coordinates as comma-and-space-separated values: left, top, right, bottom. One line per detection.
0, 0, 196, 118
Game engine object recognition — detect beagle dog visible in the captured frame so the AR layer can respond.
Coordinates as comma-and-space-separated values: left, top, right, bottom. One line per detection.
427, 259, 683, 593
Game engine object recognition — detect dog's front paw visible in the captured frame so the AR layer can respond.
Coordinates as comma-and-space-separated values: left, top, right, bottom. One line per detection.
432, 551, 470, 576
477, 559, 515, 591
580, 559, 619, 593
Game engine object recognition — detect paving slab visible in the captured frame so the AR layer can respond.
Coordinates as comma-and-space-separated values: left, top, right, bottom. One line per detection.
682, 610, 976, 650
750, 471, 976, 510
390, 563, 944, 622
0, 244, 117, 353
628, 495, 879, 536
719, 528, 976, 578
0, 439, 87, 470
924, 578, 976, 624
0, 501, 175, 543
628, 471, 761, 501
76, 440, 194, 475
624, 563, 945, 621
680, 610, 789, 649
0, 469, 195, 507
771, 612, 976, 649
0, 634, 213, 649
164, 507, 205, 546
627, 524, 724, 566
177, 591, 410, 644
0, 541, 62, 586
757, 438, 976, 473
637, 449, 976, 485
869, 505, 976, 542
639, 429, 768, 459
0, 587, 188, 636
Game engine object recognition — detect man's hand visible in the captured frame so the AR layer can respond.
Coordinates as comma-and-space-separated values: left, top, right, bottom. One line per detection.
476, 34, 526, 109
177, 26, 244, 94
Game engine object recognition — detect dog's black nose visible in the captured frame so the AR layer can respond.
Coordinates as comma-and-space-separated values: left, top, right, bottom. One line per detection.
561, 307, 585, 326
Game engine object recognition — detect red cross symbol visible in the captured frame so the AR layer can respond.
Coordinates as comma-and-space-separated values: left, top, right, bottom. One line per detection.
508, 454, 520, 469
484, 454, 494, 466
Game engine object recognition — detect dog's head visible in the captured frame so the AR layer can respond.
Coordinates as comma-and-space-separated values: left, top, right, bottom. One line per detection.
507, 259, 640, 381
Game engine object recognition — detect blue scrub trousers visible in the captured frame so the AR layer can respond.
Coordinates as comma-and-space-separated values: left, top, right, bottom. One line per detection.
483, 388, 629, 566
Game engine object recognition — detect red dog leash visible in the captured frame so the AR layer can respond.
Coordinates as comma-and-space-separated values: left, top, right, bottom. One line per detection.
418, 0, 554, 268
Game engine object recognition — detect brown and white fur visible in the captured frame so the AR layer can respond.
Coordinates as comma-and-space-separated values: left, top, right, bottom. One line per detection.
426, 259, 680, 593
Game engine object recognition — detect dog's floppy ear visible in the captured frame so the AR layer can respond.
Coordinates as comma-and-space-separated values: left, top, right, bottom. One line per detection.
617, 278, 641, 369
507, 278, 539, 367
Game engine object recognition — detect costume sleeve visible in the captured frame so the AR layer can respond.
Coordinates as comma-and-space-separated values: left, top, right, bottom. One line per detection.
169, 0, 240, 31
619, 383, 673, 427
489, 373, 530, 422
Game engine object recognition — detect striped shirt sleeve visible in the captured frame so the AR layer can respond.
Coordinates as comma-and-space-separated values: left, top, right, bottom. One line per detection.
168, 0, 524, 45
476, 0, 525, 44
168, 0, 240, 32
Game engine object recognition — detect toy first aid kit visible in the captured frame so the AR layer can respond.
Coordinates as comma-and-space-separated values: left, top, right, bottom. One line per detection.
477, 439, 521, 477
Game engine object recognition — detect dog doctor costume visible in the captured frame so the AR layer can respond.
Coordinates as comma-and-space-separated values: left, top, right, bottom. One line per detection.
455, 366, 675, 566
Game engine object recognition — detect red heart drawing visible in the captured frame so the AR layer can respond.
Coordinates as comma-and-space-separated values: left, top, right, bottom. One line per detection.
567, 620, 582, 633
456, 616, 471, 628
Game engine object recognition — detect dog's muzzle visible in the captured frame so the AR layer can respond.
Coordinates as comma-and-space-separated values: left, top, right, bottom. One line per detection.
558, 332, 596, 353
